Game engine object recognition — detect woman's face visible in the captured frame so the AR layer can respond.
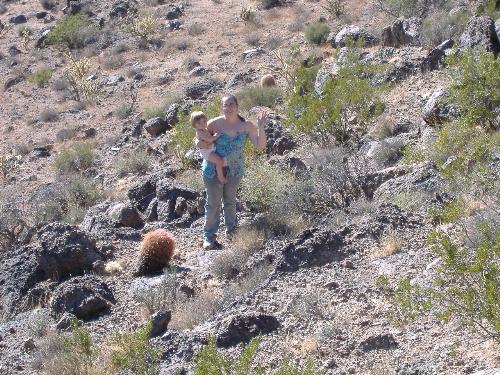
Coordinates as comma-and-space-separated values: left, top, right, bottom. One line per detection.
222, 97, 238, 117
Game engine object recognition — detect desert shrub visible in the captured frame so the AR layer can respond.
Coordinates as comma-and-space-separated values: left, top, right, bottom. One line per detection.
259, 0, 282, 10
133, 267, 178, 314
65, 56, 100, 101
322, 0, 345, 19
53, 142, 95, 174
27, 67, 53, 88
209, 248, 247, 279
0, 4, 7, 14
46, 14, 97, 49
240, 158, 296, 211
304, 22, 330, 45
194, 337, 324, 375
0, 204, 28, 252
170, 291, 222, 330
52, 77, 70, 91
39, 108, 59, 122
107, 323, 161, 375
376, 0, 450, 18
56, 126, 79, 142
176, 169, 204, 192
477, 0, 500, 19
245, 32, 261, 46
141, 104, 164, 120
168, 97, 221, 165
287, 52, 385, 144
421, 9, 468, 47
0, 151, 22, 182
240, 7, 257, 23
65, 176, 102, 210
188, 23, 206, 36
40, 0, 57, 10
114, 103, 133, 119
237, 85, 283, 112
114, 149, 150, 176
129, 14, 159, 39
372, 229, 403, 258
391, 223, 499, 342
266, 35, 284, 50
261, 46, 303, 93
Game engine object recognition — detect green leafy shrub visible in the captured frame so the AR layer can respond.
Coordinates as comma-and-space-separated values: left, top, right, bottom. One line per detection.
27, 67, 53, 87
304, 22, 330, 45
108, 323, 162, 375
240, 158, 296, 211
391, 223, 499, 342
421, 9, 469, 47
376, 0, 450, 18
194, 337, 324, 375
477, 0, 500, 19
46, 14, 96, 49
287, 53, 385, 144
114, 149, 150, 176
53, 142, 95, 174
237, 85, 283, 112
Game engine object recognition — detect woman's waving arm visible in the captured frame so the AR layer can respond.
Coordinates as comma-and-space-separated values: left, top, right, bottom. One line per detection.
247, 111, 268, 150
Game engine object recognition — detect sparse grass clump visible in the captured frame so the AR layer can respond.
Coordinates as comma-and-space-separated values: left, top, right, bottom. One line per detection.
46, 14, 96, 49
114, 149, 150, 176
27, 67, 53, 88
259, 0, 282, 10
188, 23, 206, 36
421, 9, 468, 47
141, 104, 164, 120
114, 103, 133, 119
304, 22, 330, 45
372, 230, 403, 258
40, 0, 57, 10
245, 32, 262, 46
237, 85, 282, 112
53, 142, 95, 174
39, 108, 59, 122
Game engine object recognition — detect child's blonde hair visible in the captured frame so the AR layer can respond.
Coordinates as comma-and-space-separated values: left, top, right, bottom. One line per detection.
190, 111, 207, 127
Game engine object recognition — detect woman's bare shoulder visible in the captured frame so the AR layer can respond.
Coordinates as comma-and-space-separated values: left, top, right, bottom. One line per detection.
208, 115, 224, 125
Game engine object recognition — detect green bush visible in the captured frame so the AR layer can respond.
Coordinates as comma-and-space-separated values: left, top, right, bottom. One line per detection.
109, 323, 162, 375
53, 142, 95, 174
287, 52, 385, 144
391, 223, 499, 342
240, 158, 296, 211
304, 22, 330, 45
27, 67, 53, 88
194, 337, 324, 375
376, 0, 450, 18
477, 0, 500, 19
114, 149, 150, 176
237, 85, 283, 112
46, 14, 96, 49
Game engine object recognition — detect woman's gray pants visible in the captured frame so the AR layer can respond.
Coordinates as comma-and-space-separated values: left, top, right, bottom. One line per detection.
203, 174, 242, 242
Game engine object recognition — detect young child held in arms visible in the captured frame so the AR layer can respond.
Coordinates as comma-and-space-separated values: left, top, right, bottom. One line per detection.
191, 111, 227, 184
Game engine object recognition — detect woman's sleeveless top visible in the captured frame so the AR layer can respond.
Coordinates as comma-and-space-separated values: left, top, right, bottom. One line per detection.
202, 132, 247, 178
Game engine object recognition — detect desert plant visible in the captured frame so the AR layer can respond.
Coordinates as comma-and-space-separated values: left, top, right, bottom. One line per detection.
108, 323, 162, 375
138, 229, 176, 274
129, 14, 159, 39
372, 230, 403, 258
39, 108, 59, 123
133, 267, 178, 314
260, 47, 302, 92
0, 204, 28, 252
27, 67, 53, 87
322, 0, 345, 19
114, 149, 150, 176
304, 22, 330, 45
18, 26, 32, 50
141, 104, 164, 120
477, 0, 500, 19
45, 14, 96, 49
0, 151, 22, 182
240, 6, 257, 23
421, 9, 468, 47
287, 52, 385, 144
237, 85, 283, 112
65, 55, 100, 101
53, 142, 95, 174
187, 23, 205, 36
245, 32, 261, 46
40, 0, 57, 10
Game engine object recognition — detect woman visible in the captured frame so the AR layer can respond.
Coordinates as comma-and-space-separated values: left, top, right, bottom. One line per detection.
199, 94, 268, 250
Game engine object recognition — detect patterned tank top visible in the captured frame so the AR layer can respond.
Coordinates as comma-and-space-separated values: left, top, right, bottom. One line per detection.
202, 132, 247, 178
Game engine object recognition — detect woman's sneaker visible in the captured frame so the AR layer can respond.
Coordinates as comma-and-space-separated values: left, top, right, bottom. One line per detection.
202, 239, 222, 250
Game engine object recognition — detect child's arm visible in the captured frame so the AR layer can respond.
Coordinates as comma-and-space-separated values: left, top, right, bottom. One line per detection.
198, 130, 220, 143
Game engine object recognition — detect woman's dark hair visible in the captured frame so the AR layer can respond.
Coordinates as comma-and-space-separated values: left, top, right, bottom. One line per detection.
222, 94, 245, 122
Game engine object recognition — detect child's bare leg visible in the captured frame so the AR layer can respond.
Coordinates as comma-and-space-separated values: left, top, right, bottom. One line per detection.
207, 153, 227, 183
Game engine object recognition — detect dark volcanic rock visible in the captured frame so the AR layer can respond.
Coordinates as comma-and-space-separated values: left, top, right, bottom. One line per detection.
216, 313, 280, 347
265, 117, 297, 155
107, 203, 143, 228
149, 310, 172, 337
184, 78, 218, 99
359, 333, 398, 351
382, 18, 421, 47
128, 170, 175, 211
165, 4, 184, 20
110, 0, 137, 19
459, 15, 500, 54
422, 89, 460, 125
10, 15, 27, 24
421, 39, 454, 72
144, 117, 170, 137
334, 25, 379, 48
156, 178, 198, 202
50, 275, 115, 319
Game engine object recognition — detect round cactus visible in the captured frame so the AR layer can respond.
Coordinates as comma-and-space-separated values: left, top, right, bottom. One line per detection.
137, 229, 175, 275
260, 74, 276, 87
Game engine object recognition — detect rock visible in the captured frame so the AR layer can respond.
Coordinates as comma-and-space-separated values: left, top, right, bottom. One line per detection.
270, 155, 308, 177
164, 103, 181, 126
468, 370, 500, 375
421, 39, 454, 72
324, 281, 340, 290
106, 74, 124, 86
168, 19, 182, 30
226, 68, 255, 88
10, 15, 27, 24
107, 203, 143, 228
32, 147, 51, 158
165, 4, 183, 20
359, 333, 397, 351
50, 275, 115, 319
242, 48, 264, 60
185, 78, 218, 100
4, 75, 24, 91
8, 46, 22, 56
189, 66, 209, 77
365, 134, 410, 168
82, 127, 96, 138
216, 313, 280, 347
128, 175, 161, 211
459, 15, 500, 54
335, 25, 379, 48
314, 60, 340, 94
422, 89, 460, 125
145, 198, 159, 222
395, 360, 438, 375
496, 18, 500, 39
23, 338, 36, 352
156, 178, 198, 202
110, 0, 137, 19
264, 117, 297, 155
382, 18, 422, 47
361, 166, 408, 199
144, 117, 170, 137
149, 310, 172, 337
36, 11, 48, 19
174, 197, 187, 217
36, 29, 52, 48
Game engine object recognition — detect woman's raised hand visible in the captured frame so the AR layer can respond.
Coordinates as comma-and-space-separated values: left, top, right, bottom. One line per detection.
257, 110, 270, 127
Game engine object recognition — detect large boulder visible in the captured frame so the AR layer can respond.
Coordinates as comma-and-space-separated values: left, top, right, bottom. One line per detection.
185, 78, 219, 100
334, 25, 379, 48
359, 333, 398, 351
50, 275, 115, 319
216, 313, 281, 347
107, 203, 143, 228
421, 39, 454, 72
382, 17, 422, 47
127, 170, 175, 211
422, 89, 460, 125
156, 178, 199, 221
459, 15, 500, 54
264, 116, 297, 155
144, 117, 170, 137
109, 0, 137, 19
0, 223, 101, 313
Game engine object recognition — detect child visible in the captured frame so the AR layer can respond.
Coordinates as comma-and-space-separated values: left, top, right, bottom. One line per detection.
191, 111, 227, 184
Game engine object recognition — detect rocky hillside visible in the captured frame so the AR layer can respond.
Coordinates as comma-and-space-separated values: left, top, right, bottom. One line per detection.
0, 0, 499, 374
